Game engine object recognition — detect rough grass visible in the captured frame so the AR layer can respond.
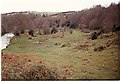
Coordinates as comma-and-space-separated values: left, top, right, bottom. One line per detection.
2, 53, 62, 79
2, 30, 119, 79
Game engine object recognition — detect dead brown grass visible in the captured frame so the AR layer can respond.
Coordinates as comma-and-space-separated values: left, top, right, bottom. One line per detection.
1, 52, 62, 80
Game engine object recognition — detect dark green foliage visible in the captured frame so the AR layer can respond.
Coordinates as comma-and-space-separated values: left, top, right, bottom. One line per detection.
91, 31, 98, 40
112, 24, 120, 32
20, 29, 25, 34
61, 20, 77, 29
97, 29, 104, 35
28, 29, 34, 37
94, 46, 105, 51
42, 14, 46, 17
62, 21, 70, 27
69, 23, 76, 29
66, 21, 71, 27
55, 20, 60, 27
14, 31, 20, 36
91, 28, 104, 40
51, 27, 58, 34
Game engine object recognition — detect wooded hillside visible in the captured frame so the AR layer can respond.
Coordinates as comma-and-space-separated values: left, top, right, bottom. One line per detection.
1, 3, 120, 35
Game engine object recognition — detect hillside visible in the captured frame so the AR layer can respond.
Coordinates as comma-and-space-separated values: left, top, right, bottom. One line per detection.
2, 30, 119, 79
1, 3, 120, 35
1, 2, 120, 80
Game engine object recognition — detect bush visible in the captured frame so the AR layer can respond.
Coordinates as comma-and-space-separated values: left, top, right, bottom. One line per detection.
69, 23, 76, 29
2, 64, 60, 79
38, 29, 42, 35
22, 65, 60, 79
14, 31, 20, 36
112, 25, 120, 32
94, 46, 105, 51
20, 29, 25, 34
2, 53, 62, 79
97, 29, 104, 35
51, 27, 58, 34
91, 29, 105, 40
91, 31, 98, 40
61, 21, 70, 27
28, 29, 34, 37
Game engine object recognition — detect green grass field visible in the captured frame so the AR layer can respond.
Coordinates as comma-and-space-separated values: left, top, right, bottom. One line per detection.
2, 30, 119, 79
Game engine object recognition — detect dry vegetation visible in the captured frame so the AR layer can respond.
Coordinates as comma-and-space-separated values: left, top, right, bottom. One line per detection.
2, 30, 119, 79
2, 52, 62, 79
1, 2, 120, 80
1, 3, 120, 35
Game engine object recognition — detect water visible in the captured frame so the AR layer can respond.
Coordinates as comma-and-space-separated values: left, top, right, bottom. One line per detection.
1, 33, 14, 50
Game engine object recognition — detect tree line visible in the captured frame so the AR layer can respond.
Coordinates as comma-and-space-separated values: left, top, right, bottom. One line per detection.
1, 2, 120, 35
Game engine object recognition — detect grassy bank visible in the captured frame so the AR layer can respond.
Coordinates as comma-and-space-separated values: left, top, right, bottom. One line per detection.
2, 30, 119, 79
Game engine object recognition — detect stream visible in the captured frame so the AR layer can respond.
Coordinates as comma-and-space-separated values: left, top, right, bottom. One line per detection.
1, 33, 14, 50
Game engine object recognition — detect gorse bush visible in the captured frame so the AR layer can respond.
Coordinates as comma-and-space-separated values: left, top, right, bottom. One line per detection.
51, 27, 58, 34
28, 29, 34, 36
20, 29, 25, 34
23, 65, 60, 79
2, 64, 60, 79
2, 53, 62, 79
91, 31, 98, 40
14, 31, 20, 36
112, 24, 120, 32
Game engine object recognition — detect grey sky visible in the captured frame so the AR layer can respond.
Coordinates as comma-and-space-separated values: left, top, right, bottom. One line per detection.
0, 0, 119, 13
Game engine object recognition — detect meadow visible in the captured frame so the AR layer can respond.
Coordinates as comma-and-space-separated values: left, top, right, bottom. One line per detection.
2, 30, 119, 79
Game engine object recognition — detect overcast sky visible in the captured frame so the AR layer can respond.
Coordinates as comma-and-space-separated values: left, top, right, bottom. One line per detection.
0, 0, 119, 13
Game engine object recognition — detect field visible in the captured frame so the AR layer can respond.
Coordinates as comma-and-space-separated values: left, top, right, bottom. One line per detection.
2, 30, 119, 79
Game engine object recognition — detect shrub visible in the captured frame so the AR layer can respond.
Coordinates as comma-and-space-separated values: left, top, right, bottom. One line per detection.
38, 29, 42, 35
22, 65, 60, 79
14, 31, 20, 36
2, 53, 62, 79
61, 21, 70, 27
20, 29, 25, 34
51, 27, 58, 34
97, 29, 104, 35
2, 64, 60, 79
28, 29, 34, 37
70, 23, 76, 29
112, 25, 120, 32
91, 31, 98, 40
94, 46, 105, 51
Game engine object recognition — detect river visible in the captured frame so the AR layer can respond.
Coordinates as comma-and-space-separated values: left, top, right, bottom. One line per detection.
1, 33, 14, 50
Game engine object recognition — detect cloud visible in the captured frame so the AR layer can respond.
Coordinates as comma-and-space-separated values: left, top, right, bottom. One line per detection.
0, 0, 119, 13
